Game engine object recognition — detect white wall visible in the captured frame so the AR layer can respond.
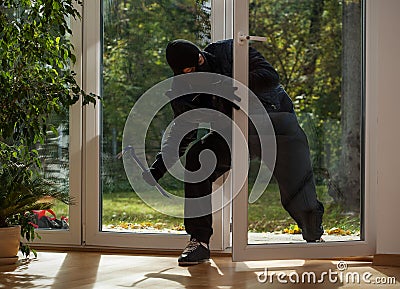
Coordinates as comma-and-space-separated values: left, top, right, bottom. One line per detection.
369, 0, 400, 255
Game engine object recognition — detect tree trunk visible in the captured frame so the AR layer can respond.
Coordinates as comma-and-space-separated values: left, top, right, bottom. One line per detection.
329, 0, 361, 212
302, 0, 325, 181
303, 0, 325, 80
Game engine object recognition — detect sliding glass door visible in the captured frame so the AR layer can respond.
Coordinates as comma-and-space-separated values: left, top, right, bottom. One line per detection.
232, 0, 374, 260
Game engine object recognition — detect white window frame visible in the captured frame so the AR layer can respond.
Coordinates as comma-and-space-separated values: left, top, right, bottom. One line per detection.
83, 0, 230, 251
31, 2, 83, 247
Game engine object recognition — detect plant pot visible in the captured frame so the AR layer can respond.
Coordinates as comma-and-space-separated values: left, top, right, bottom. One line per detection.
0, 225, 20, 265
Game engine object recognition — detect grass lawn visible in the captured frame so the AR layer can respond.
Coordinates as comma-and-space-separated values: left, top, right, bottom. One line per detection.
52, 183, 360, 234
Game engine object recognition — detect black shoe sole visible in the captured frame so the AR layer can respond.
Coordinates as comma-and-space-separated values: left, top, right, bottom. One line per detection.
178, 259, 210, 266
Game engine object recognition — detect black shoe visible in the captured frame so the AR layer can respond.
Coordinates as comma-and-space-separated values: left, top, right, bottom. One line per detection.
178, 238, 210, 266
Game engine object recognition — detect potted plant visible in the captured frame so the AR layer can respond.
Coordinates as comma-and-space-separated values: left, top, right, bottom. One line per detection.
0, 0, 97, 263
0, 144, 71, 264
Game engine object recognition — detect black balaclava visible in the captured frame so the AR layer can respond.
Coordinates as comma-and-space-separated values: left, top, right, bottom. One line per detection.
196, 51, 214, 73
166, 39, 200, 75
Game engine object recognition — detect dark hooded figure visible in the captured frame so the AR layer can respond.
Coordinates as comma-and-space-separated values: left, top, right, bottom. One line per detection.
142, 39, 324, 266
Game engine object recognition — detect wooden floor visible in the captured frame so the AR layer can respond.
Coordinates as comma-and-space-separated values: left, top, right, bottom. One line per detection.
0, 251, 399, 288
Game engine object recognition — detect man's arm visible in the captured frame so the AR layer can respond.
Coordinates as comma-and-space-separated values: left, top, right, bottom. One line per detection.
248, 46, 280, 94
204, 39, 279, 93
148, 120, 198, 181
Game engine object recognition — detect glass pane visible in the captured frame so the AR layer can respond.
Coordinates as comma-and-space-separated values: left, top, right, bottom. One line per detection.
37, 110, 70, 231
101, 0, 211, 233
247, 0, 362, 244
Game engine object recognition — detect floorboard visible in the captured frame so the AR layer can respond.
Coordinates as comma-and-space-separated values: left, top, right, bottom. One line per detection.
0, 251, 399, 288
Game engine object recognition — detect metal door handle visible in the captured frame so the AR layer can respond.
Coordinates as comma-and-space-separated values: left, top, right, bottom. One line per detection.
238, 32, 267, 45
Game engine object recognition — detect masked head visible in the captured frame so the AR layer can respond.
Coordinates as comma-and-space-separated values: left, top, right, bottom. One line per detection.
166, 39, 201, 75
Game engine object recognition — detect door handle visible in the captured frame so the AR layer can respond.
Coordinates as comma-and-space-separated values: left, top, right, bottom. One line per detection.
238, 32, 267, 45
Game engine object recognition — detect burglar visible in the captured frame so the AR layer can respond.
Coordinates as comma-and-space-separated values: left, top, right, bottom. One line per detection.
142, 39, 324, 266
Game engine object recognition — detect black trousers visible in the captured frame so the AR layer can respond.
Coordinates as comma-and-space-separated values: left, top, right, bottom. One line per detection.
184, 112, 324, 243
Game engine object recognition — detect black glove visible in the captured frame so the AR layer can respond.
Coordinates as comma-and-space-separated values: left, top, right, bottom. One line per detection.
142, 169, 157, 186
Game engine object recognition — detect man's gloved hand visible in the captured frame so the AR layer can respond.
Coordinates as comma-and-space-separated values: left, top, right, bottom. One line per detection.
142, 169, 157, 186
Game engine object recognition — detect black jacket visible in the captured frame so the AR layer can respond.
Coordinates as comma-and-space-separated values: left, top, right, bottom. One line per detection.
149, 39, 294, 180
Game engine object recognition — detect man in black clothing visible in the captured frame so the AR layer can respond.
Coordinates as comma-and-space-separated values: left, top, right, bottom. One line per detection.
143, 39, 324, 266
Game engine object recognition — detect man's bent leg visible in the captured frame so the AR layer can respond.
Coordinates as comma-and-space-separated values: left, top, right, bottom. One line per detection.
283, 177, 324, 242
183, 132, 231, 244
268, 113, 324, 242
179, 132, 230, 265
184, 179, 214, 243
